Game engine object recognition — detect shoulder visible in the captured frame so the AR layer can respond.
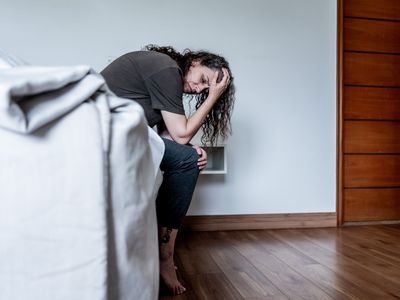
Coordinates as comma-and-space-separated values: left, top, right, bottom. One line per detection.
103, 51, 178, 70
121, 51, 177, 67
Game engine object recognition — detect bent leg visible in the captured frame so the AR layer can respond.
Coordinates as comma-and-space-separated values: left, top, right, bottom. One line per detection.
156, 138, 200, 295
156, 138, 200, 229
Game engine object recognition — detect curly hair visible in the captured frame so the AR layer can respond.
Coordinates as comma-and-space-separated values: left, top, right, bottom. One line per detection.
143, 44, 235, 146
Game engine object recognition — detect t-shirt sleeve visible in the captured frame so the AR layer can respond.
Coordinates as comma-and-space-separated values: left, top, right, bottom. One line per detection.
144, 67, 185, 115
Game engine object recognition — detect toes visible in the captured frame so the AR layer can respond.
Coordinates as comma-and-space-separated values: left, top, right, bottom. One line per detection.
177, 284, 186, 295
171, 283, 186, 295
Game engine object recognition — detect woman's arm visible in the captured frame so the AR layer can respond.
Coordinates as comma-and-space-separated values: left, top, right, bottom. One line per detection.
161, 69, 230, 145
159, 127, 208, 170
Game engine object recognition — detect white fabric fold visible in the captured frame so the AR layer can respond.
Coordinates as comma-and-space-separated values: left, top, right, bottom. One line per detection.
0, 66, 106, 133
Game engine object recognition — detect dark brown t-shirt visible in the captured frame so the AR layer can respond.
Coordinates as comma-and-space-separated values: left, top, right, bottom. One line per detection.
100, 51, 185, 127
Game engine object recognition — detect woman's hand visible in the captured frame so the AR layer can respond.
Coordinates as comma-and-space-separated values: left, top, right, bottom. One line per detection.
208, 68, 230, 100
192, 145, 207, 170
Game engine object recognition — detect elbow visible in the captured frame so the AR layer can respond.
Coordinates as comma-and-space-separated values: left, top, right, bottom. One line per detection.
173, 136, 192, 145
170, 132, 192, 145
167, 127, 193, 145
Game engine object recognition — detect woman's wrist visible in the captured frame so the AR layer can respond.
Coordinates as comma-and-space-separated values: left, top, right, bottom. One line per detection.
206, 92, 220, 104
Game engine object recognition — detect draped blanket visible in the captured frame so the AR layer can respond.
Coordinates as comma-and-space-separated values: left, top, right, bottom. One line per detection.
0, 62, 164, 300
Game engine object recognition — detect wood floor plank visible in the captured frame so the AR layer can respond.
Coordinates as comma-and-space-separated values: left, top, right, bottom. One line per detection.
347, 225, 400, 248
206, 233, 256, 271
185, 272, 244, 300
209, 232, 289, 299
381, 224, 400, 237
220, 267, 288, 299
176, 231, 281, 299
159, 289, 196, 300
177, 231, 216, 250
269, 229, 400, 299
177, 247, 220, 276
301, 228, 400, 284
226, 231, 334, 300
252, 230, 388, 300
254, 230, 373, 300
336, 227, 400, 264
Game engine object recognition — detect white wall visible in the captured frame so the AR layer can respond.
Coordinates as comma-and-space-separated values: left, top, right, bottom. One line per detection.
1, 0, 337, 215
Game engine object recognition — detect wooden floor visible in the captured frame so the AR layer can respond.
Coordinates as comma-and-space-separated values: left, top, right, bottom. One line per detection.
159, 224, 400, 299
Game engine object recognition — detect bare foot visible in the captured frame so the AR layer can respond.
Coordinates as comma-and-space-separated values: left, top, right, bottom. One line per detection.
158, 227, 185, 295
160, 254, 186, 295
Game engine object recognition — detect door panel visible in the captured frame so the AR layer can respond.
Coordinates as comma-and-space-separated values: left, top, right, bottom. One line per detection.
339, 0, 400, 223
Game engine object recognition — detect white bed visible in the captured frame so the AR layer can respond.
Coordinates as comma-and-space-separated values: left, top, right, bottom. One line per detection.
0, 51, 164, 300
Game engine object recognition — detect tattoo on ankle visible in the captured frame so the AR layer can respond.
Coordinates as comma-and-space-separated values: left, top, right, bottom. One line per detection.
160, 228, 173, 244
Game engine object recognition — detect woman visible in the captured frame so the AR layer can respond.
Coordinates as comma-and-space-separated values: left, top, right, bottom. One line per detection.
101, 45, 235, 295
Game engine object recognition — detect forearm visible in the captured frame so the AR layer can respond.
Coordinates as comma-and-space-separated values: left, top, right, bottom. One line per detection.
162, 94, 218, 144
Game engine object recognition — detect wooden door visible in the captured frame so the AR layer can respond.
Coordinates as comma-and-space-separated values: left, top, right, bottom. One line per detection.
338, 0, 400, 224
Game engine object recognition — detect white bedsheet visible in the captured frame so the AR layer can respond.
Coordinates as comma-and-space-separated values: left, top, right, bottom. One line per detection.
0, 64, 164, 300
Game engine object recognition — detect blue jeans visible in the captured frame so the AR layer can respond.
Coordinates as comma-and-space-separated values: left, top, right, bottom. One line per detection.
156, 138, 201, 229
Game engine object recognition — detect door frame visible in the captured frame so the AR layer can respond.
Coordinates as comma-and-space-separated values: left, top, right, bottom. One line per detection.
336, 0, 344, 226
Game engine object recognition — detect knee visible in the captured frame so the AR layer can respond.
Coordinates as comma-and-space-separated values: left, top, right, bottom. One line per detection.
180, 148, 200, 171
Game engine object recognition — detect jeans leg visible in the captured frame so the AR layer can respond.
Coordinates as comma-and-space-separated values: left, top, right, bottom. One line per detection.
156, 138, 200, 229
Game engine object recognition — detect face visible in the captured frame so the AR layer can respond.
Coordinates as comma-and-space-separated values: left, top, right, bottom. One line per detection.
183, 61, 216, 94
